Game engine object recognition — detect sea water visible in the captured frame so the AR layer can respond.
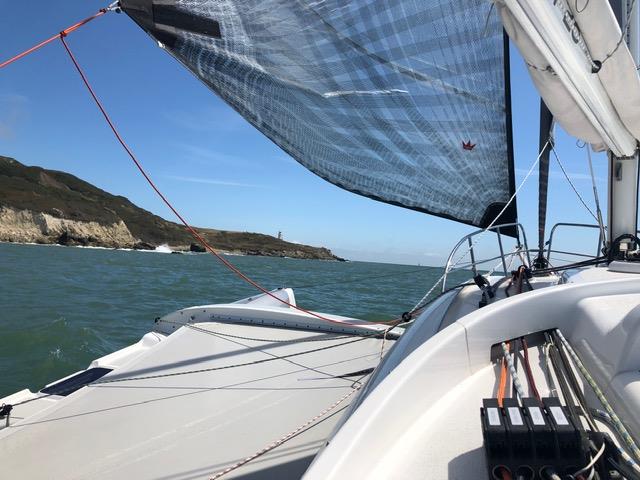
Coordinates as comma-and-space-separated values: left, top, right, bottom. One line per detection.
0, 243, 469, 397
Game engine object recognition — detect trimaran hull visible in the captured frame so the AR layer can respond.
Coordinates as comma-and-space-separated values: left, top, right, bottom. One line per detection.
3, 0, 640, 479
0, 289, 395, 479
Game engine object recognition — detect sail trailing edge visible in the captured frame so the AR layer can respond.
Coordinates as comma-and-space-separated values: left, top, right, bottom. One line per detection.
122, 0, 518, 234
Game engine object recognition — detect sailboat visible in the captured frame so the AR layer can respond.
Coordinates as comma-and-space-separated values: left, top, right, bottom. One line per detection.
2, 0, 640, 479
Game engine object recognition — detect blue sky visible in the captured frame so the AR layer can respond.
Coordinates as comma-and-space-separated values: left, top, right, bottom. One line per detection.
0, 1, 610, 266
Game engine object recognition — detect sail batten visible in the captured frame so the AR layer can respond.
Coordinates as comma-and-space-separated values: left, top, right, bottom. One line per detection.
123, 0, 517, 232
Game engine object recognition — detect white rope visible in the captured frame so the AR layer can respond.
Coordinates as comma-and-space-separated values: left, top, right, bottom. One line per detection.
410, 143, 547, 312
543, 343, 558, 397
379, 328, 390, 361
574, 441, 606, 478
501, 342, 526, 399
591, 409, 640, 475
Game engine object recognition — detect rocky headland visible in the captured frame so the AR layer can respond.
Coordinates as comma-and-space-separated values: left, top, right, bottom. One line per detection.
0, 156, 344, 261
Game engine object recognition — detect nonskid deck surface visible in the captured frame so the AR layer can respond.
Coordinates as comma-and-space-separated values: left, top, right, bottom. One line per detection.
0, 321, 391, 480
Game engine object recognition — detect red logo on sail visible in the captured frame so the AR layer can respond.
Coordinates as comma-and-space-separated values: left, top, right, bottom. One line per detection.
462, 140, 476, 151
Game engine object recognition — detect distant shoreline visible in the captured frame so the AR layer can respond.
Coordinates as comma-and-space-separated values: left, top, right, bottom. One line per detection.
0, 156, 345, 262
0, 240, 349, 261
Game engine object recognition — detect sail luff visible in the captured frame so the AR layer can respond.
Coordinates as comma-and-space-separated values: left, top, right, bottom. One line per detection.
501, 29, 518, 238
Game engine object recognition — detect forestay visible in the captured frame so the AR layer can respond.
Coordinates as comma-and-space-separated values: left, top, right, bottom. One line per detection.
121, 0, 517, 232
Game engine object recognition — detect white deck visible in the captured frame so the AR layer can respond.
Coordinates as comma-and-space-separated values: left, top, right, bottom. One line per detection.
0, 315, 391, 479
304, 270, 640, 479
3, 268, 639, 479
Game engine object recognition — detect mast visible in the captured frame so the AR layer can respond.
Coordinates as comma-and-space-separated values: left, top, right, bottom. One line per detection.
534, 101, 553, 269
608, 0, 640, 249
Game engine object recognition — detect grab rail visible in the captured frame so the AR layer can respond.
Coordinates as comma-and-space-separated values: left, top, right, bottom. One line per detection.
441, 222, 636, 293
545, 222, 603, 265
442, 223, 530, 292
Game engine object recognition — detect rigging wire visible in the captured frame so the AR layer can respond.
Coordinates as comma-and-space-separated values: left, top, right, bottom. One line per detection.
202, 325, 372, 388
89, 336, 371, 384
2, 4, 544, 325
9, 332, 386, 407
550, 145, 599, 222
531, 256, 607, 276
583, 143, 607, 253
156, 319, 376, 343
596, 0, 638, 69
0, 7, 410, 327
409, 142, 548, 315
532, 0, 638, 72
407, 280, 475, 319
575, 0, 590, 14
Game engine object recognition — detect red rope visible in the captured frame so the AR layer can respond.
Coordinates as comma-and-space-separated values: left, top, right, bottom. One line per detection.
58, 35, 395, 327
0, 8, 108, 70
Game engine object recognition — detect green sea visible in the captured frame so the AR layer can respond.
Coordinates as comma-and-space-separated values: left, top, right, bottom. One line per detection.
0, 243, 469, 398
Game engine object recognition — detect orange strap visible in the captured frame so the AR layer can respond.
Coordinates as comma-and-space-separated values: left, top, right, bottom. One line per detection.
497, 341, 510, 407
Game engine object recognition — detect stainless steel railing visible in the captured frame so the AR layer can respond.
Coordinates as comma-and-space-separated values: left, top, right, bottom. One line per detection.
442, 223, 531, 292
442, 222, 610, 292
545, 222, 604, 265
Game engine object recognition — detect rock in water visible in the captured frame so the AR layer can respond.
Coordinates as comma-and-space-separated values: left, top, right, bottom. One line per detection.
132, 241, 155, 251
190, 242, 206, 253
